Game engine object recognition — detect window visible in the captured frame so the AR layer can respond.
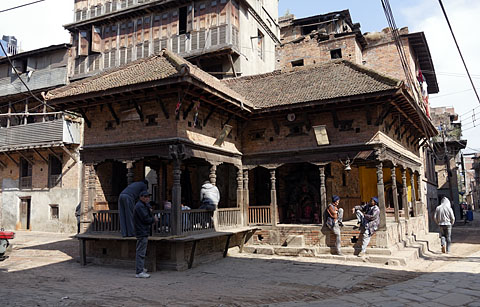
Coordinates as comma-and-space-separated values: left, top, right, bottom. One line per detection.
330, 48, 342, 59
20, 158, 32, 189
291, 59, 304, 67
257, 30, 264, 60
179, 6, 188, 34
48, 154, 62, 188
50, 204, 59, 219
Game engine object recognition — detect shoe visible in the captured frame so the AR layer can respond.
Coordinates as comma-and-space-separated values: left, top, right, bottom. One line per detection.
336, 251, 344, 256
143, 268, 148, 273
339, 222, 344, 227
441, 245, 446, 253
135, 272, 150, 278
357, 251, 365, 257
353, 225, 359, 230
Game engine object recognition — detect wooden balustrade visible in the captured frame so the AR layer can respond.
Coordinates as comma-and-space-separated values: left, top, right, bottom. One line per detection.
248, 206, 271, 225
92, 210, 120, 232
217, 208, 241, 229
181, 209, 214, 234
152, 210, 171, 236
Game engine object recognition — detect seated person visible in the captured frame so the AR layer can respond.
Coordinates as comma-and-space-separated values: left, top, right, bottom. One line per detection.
352, 197, 380, 257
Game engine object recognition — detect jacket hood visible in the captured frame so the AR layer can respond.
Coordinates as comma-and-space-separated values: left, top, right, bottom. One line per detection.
440, 197, 451, 207
202, 183, 215, 189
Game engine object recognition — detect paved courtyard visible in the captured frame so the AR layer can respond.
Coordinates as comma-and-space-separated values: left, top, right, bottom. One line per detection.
1, 219, 480, 306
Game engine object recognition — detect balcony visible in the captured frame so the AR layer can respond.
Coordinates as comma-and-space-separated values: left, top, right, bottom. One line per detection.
74, 24, 239, 77
0, 113, 81, 151
74, 0, 155, 22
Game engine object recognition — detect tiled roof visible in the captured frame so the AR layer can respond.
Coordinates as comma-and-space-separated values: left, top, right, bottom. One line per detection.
221, 60, 401, 109
45, 50, 250, 107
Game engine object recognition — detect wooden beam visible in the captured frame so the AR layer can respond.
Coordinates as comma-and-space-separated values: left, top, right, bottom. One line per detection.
182, 101, 195, 120
223, 113, 233, 128
107, 103, 120, 125
17, 151, 34, 165
33, 148, 48, 163
78, 108, 91, 128
4, 152, 18, 166
133, 101, 144, 122
0, 159, 5, 169
61, 146, 78, 163
157, 99, 169, 119
203, 106, 216, 127
375, 103, 394, 126
47, 148, 62, 162
228, 54, 237, 78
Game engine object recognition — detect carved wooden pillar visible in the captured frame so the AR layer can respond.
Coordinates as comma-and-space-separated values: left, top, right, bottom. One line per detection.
417, 172, 423, 216
319, 165, 327, 224
172, 158, 182, 235
376, 161, 387, 230
86, 163, 97, 232
236, 166, 244, 225
125, 161, 134, 185
410, 170, 417, 217
402, 168, 409, 220
391, 165, 400, 223
269, 168, 277, 226
209, 164, 217, 186
243, 168, 249, 225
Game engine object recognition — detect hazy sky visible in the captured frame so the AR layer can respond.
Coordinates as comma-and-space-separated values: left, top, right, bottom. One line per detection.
1, 0, 479, 152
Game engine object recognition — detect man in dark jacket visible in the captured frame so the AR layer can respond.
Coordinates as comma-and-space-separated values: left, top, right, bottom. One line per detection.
118, 180, 148, 237
133, 191, 158, 278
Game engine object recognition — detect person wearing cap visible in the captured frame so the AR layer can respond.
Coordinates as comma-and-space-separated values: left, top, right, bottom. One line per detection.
118, 180, 148, 237
133, 191, 158, 278
325, 195, 344, 256
353, 197, 380, 257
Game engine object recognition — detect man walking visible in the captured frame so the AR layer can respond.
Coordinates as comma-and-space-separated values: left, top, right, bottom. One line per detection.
199, 180, 220, 210
434, 196, 455, 253
133, 191, 158, 278
353, 197, 380, 257
118, 180, 148, 237
325, 195, 344, 256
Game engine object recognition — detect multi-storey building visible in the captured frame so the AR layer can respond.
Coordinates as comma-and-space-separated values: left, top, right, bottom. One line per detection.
0, 44, 83, 233
0, 35, 19, 57
66, 0, 279, 80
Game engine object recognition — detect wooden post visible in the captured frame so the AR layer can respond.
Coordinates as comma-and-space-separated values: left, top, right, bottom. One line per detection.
172, 159, 182, 235
87, 163, 96, 231
236, 166, 244, 226
376, 161, 387, 230
417, 172, 423, 216
410, 170, 417, 217
319, 165, 327, 224
24, 98, 28, 125
209, 164, 217, 186
391, 165, 400, 223
269, 168, 277, 226
43, 104, 47, 122
126, 161, 134, 185
7, 102, 11, 128
402, 168, 409, 220
243, 168, 249, 225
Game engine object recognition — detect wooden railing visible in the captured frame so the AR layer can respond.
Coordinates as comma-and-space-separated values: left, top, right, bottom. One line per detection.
218, 208, 241, 229
92, 210, 120, 232
181, 209, 214, 234
248, 206, 271, 225
152, 210, 171, 236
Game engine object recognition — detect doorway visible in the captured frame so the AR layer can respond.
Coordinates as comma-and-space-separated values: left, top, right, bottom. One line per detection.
19, 197, 31, 230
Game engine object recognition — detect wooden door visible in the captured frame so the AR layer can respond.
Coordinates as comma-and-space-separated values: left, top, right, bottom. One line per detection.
19, 198, 31, 230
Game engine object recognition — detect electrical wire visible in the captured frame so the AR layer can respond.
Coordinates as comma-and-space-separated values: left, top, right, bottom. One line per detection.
438, 0, 480, 105
0, 0, 45, 13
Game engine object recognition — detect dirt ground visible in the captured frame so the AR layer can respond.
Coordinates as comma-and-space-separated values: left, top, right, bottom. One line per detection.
1, 221, 479, 307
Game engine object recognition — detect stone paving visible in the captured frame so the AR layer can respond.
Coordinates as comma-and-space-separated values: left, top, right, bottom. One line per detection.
1, 217, 479, 306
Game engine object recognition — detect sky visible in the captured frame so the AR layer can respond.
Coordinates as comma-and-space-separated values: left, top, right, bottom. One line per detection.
0, 0, 479, 152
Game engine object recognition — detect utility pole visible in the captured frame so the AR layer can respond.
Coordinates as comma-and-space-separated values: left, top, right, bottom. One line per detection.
442, 123, 455, 208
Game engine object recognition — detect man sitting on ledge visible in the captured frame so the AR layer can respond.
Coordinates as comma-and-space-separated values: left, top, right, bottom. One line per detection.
353, 197, 380, 257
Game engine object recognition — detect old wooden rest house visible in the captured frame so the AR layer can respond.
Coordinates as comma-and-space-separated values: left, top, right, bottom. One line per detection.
44, 46, 437, 269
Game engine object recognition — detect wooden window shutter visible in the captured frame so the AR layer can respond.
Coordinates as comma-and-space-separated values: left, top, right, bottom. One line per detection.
143, 16, 151, 41
79, 31, 89, 56
103, 26, 111, 51
92, 26, 102, 53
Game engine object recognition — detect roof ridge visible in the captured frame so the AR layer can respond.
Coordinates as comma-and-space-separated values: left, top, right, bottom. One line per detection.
340, 60, 401, 87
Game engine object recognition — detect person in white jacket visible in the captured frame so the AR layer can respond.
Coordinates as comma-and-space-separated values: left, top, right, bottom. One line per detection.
200, 181, 220, 211
434, 197, 456, 253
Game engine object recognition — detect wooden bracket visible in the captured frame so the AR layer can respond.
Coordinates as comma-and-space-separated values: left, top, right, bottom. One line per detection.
47, 148, 63, 162
158, 99, 169, 119
375, 103, 394, 126
78, 108, 91, 128
0, 159, 6, 169
33, 148, 48, 163
17, 151, 34, 165
133, 101, 144, 122
107, 103, 120, 125
203, 106, 216, 127
183, 101, 195, 120
223, 113, 233, 128
228, 54, 237, 78
4, 152, 18, 166
61, 146, 78, 163
331, 110, 339, 128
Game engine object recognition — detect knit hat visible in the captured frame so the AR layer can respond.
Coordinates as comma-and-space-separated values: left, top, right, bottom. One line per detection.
371, 197, 379, 204
332, 195, 340, 203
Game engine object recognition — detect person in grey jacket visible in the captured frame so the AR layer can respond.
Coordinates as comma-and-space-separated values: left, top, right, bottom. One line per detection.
434, 196, 455, 253
199, 181, 220, 210
118, 180, 148, 237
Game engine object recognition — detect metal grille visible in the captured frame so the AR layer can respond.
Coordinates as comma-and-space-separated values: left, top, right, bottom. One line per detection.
79, 57, 85, 74
126, 47, 132, 63
48, 175, 62, 188
232, 27, 238, 47
160, 39, 167, 50
211, 27, 218, 46
179, 34, 186, 53
110, 50, 116, 67
199, 30, 206, 48
136, 44, 143, 59
94, 55, 100, 71
90, 6, 96, 17
75, 10, 81, 21
143, 41, 149, 57
153, 39, 160, 54
20, 176, 32, 189
104, 53, 110, 69
105, 2, 111, 13
172, 36, 178, 53
191, 32, 198, 50
119, 48, 126, 65
219, 25, 226, 44
127, 0, 134, 7
81, 9, 87, 20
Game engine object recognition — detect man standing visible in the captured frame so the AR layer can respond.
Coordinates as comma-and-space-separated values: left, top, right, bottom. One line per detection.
325, 195, 344, 256
118, 180, 148, 237
199, 180, 220, 210
353, 197, 380, 257
434, 197, 455, 253
133, 191, 158, 278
